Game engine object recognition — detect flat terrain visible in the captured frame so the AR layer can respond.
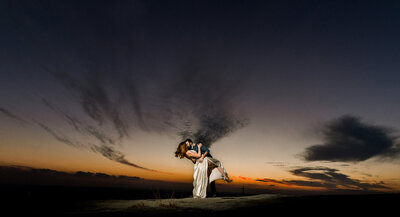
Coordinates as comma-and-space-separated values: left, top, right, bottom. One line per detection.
68, 193, 399, 216
78, 194, 281, 215
1, 185, 398, 216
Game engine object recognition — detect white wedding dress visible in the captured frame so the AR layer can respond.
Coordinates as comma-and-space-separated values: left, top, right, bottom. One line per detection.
191, 150, 229, 198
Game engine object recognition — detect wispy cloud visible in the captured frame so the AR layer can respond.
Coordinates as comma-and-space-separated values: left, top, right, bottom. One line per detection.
0, 165, 145, 187
45, 67, 129, 139
36, 98, 158, 172
89, 144, 161, 173
290, 167, 389, 190
255, 166, 389, 192
163, 59, 250, 147
0, 107, 29, 124
43, 54, 250, 147
255, 177, 328, 188
34, 120, 85, 149
31, 53, 250, 173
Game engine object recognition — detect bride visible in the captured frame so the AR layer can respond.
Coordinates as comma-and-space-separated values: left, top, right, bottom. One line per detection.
175, 140, 232, 198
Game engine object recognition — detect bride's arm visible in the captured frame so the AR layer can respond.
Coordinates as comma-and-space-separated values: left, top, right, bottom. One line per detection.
186, 143, 202, 158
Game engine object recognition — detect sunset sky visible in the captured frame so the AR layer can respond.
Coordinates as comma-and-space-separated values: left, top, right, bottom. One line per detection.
1, 0, 400, 193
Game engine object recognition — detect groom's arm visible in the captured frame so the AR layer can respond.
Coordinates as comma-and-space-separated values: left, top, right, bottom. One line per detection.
199, 151, 208, 163
186, 143, 202, 158
202, 146, 210, 154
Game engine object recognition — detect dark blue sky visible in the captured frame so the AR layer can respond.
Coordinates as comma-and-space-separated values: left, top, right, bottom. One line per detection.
2, 0, 400, 111
1, 0, 400, 191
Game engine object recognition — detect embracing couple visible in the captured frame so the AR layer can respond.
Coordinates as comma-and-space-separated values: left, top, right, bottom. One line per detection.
175, 139, 232, 198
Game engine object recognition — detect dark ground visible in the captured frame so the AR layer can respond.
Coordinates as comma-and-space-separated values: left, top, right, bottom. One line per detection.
1, 184, 398, 216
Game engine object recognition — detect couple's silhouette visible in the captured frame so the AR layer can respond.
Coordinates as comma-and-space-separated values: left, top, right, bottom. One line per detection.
175, 139, 232, 198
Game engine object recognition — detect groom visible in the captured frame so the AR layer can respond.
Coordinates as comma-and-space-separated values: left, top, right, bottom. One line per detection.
184, 139, 217, 197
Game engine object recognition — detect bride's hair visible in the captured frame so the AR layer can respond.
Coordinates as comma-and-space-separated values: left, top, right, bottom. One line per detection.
175, 141, 188, 159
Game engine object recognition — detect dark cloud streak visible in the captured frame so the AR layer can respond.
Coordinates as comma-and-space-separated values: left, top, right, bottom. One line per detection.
256, 166, 389, 191
44, 66, 129, 139
43, 50, 250, 146
38, 53, 250, 172
89, 145, 159, 173
0, 107, 30, 125
33, 120, 84, 149
0, 165, 145, 187
38, 98, 157, 172
290, 167, 389, 191
302, 115, 400, 162
158, 59, 250, 146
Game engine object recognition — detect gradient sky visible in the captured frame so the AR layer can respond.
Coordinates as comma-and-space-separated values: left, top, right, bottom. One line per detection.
1, 0, 400, 193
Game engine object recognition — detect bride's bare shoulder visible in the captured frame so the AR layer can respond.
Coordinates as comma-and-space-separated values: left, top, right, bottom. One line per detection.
185, 150, 193, 155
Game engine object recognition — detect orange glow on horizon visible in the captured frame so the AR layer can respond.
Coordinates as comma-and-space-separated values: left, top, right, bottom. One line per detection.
1, 130, 399, 193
